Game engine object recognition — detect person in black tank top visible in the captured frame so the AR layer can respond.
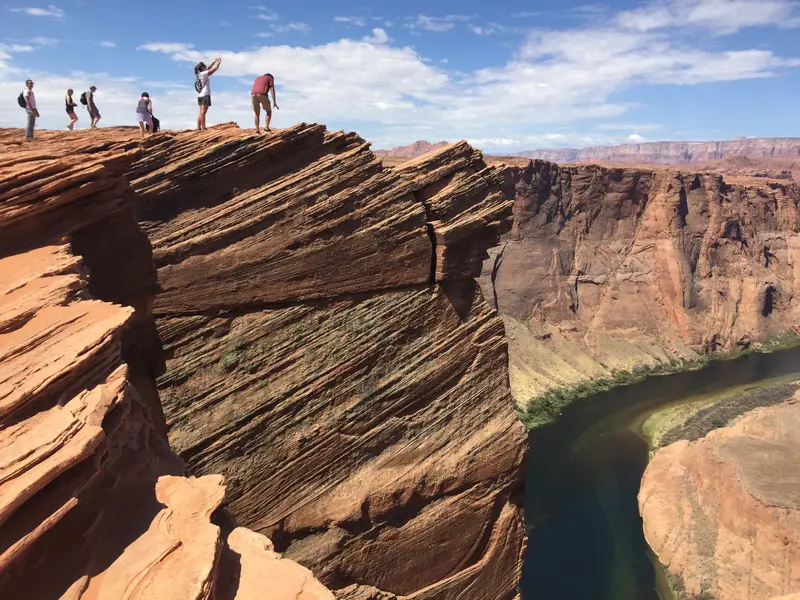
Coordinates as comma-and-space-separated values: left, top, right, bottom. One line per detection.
65, 88, 78, 130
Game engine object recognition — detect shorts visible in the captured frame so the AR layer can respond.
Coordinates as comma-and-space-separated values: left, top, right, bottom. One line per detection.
197, 95, 211, 107
89, 107, 100, 118
251, 93, 271, 116
136, 112, 151, 123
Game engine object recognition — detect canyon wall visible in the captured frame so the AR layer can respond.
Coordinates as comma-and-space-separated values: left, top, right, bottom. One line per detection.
640, 397, 800, 600
483, 161, 800, 420
518, 137, 800, 165
0, 124, 526, 599
0, 140, 332, 598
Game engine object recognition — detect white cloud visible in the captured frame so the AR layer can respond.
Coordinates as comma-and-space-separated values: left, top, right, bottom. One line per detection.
363, 28, 390, 44
7, 4, 64, 18
469, 23, 509, 35
616, 0, 800, 34
250, 6, 278, 21
272, 22, 310, 33
406, 14, 470, 32
30, 36, 59, 46
628, 133, 648, 142
97, 41, 116, 48
335, 16, 366, 27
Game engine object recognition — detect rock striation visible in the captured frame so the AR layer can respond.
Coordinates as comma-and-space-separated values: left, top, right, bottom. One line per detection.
0, 124, 526, 600
0, 130, 341, 599
639, 397, 800, 600
484, 160, 800, 418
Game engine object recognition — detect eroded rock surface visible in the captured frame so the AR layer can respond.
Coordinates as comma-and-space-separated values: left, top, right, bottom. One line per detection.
0, 124, 526, 600
136, 127, 525, 599
486, 161, 800, 409
0, 138, 336, 599
639, 398, 800, 600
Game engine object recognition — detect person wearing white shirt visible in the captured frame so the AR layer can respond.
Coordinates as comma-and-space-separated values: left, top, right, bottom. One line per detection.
194, 57, 221, 131
22, 79, 38, 141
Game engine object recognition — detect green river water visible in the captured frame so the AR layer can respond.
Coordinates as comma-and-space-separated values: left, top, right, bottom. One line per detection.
520, 347, 800, 600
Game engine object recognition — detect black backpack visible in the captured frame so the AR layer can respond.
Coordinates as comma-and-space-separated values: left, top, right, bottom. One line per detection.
146, 116, 160, 133
194, 75, 203, 93
17, 93, 26, 108
79, 92, 88, 105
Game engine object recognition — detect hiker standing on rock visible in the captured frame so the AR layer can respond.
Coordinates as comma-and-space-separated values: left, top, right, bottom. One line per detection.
251, 72, 279, 134
135, 92, 154, 138
22, 79, 38, 141
195, 57, 221, 131
82, 86, 101, 128
65, 89, 78, 130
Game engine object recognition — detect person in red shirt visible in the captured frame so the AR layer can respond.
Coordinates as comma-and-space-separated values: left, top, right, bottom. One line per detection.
250, 73, 279, 134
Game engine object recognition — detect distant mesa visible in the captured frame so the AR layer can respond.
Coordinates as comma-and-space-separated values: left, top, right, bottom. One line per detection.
376, 137, 800, 172
373, 140, 450, 159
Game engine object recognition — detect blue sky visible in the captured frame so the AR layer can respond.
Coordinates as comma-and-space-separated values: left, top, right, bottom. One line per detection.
1, 0, 799, 151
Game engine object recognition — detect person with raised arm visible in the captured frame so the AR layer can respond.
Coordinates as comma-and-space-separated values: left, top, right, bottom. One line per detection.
194, 57, 222, 131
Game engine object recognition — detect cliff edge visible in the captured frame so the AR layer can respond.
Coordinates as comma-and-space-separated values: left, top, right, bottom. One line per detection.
0, 124, 526, 600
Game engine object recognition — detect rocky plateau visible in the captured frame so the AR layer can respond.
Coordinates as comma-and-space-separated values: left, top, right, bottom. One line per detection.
0, 123, 526, 600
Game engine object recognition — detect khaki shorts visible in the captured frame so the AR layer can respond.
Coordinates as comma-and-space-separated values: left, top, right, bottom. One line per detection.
251, 93, 271, 116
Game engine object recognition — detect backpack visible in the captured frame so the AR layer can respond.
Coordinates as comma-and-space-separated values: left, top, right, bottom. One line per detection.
194, 75, 203, 93
146, 116, 160, 133
79, 92, 88, 106
17, 92, 26, 108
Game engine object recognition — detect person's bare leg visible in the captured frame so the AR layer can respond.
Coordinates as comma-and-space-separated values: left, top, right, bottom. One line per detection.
95, 115, 101, 127
265, 110, 272, 132
147, 119, 154, 135
202, 106, 209, 130
139, 122, 145, 138
254, 107, 260, 133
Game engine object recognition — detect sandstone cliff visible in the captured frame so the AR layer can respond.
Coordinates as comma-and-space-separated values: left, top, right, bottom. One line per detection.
0, 125, 526, 600
483, 161, 800, 424
518, 137, 800, 165
639, 397, 800, 600
373, 140, 450, 159
0, 141, 335, 599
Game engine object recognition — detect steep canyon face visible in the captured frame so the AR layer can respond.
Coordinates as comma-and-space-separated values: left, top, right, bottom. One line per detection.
485, 161, 800, 411
0, 125, 526, 600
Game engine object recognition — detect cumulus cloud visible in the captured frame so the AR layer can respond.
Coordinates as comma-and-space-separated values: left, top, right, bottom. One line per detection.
363, 28, 390, 44
6, 4, 64, 18
628, 133, 648, 143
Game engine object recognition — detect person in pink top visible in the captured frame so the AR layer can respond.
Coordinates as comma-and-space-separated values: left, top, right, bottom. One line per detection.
250, 73, 279, 134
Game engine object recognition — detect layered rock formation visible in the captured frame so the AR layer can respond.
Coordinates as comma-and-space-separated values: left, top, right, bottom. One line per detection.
518, 137, 800, 165
639, 398, 800, 600
484, 161, 800, 418
138, 127, 525, 599
0, 124, 526, 599
0, 141, 335, 599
